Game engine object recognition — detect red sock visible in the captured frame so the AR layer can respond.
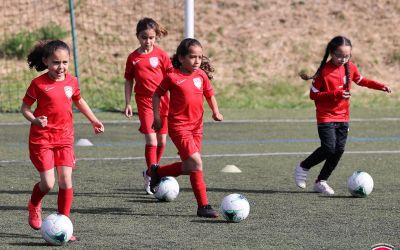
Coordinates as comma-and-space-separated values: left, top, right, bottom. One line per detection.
158, 162, 183, 177
156, 145, 165, 164
57, 188, 73, 217
190, 171, 208, 206
30, 182, 48, 206
145, 145, 157, 168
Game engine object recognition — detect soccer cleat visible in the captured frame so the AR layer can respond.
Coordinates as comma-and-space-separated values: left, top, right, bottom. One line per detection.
314, 180, 335, 195
69, 235, 77, 242
197, 205, 218, 218
28, 200, 42, 230
143, 170, 153, 195
149, 164, 161, 194
294, 164, 308, 189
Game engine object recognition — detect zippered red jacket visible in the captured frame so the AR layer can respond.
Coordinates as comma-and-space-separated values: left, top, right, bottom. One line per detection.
310, 60, 385, 123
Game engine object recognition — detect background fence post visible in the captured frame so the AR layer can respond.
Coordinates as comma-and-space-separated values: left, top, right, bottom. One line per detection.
68, 0, 80, 83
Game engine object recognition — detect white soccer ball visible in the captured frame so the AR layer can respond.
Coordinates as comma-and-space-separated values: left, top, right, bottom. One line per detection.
347, 171, 374, 197
220, 193, 250, 223
41, 213, 73, 245
154, 176, 180, 202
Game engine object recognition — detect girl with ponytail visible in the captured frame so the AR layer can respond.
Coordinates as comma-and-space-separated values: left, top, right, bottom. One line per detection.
295, 36, 391, 195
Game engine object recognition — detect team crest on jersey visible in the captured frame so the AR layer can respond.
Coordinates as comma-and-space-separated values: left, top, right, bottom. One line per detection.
64, 86, 73, 99
149, 57, 159, 68
193, 77, 202, 89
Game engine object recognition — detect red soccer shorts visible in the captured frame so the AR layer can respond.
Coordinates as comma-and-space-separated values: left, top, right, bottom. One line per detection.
135, 95, 168, 134
29, 144, 76, 172
169, 129, 203, 161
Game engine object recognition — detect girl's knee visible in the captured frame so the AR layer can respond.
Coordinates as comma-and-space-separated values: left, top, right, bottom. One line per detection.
40, 180, 55, 192
184, 157, 203, 173
58, 177, 73, 189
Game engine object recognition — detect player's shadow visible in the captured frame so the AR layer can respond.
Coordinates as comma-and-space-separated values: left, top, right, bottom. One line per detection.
1, 233, 46, 247
191, 219, 230, 224
0, 232, 41, 240
8, 242, 49, 247
72, 207, 193, 218
186, 187, 315, 194
319, 195, 355, 199
0, 190, 32, 195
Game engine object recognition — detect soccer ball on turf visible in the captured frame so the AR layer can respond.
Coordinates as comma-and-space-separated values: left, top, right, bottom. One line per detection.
154, 176, 180, 202
220, 193, 250, 223
347, 171, 374, 197
41, 213, 73, 245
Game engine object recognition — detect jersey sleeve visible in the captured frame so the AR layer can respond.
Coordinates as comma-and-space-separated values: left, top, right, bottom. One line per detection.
124, 54, 135, 81
309, 76, 342, 101
161, 51, 173, 76
72, 78, 81, 101
351, 62, 385, 90
156, 75, 171, 96
202, 72, 215, 98
22, 81, 38, 106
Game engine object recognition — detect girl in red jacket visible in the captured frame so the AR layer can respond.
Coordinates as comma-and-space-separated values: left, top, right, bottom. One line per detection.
295, 36, 391, 195
22, 40, 104, 240
124, 17, 172, 194
152, 38, 223, 217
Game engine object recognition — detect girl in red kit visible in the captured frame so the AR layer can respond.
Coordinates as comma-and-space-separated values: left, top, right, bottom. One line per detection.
151, 38, 223, 218
124, 17, 172, 194
295, 36, 391, 195
21, 40, 104, 240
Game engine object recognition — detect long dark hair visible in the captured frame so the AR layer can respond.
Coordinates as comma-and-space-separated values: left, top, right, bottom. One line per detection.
136, 17, 168, 38
171, 38, 214, 80
27, 40, 70, 71
300, 36, 352, 87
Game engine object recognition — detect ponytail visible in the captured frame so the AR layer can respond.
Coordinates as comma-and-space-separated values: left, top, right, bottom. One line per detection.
300, 46, 330, 80
136, 17, 168, 38
27, 40, 70, 72
344, 62, 350, 89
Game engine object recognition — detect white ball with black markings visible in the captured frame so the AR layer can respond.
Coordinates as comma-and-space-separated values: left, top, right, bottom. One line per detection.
41, 213, 73, 245
154, 176, 180, 202
220, 193, 250, 222
347, 171, 374, 197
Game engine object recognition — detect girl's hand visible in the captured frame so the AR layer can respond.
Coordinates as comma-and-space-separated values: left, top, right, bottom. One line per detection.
382, 86, 392, 93
151, 116, 162, 132
212, 112, 223, 122
92, 121, 105, 134
152, 116, 162, 132
342, 90, 351, 99
125, 104, 133, 118
32, 116, 47, 128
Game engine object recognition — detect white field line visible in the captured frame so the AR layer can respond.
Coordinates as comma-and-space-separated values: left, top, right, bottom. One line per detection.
1, 150, 400, 164
1, 117, 400, 126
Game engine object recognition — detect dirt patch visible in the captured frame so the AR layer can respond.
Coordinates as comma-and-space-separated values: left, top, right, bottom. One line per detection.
1, 0, 399, 90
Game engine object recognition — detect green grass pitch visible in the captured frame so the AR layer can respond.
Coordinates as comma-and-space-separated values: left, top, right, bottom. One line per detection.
0, 108, 399, 249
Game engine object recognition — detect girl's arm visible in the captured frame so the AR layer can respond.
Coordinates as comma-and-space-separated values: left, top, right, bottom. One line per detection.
310, 89, 349, 101
124, 79, 134, 118
20, 102, 47, 128
205, 95, 223, 121
309, 77, 350, 101
73, 98, 104, 134
152, 92, 162, 131
356, 78, 392, 93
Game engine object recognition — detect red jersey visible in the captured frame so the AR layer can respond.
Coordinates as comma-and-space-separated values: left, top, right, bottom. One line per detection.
22, 72, 81, 145
310, 60, 385, 123
156, 68, 215, 131
124, 46, 172, 97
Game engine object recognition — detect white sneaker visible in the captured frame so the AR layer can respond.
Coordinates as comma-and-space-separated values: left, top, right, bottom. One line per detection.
313, 181, 335, 195
143, 170, 153, 195
294, 164, 308, 189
